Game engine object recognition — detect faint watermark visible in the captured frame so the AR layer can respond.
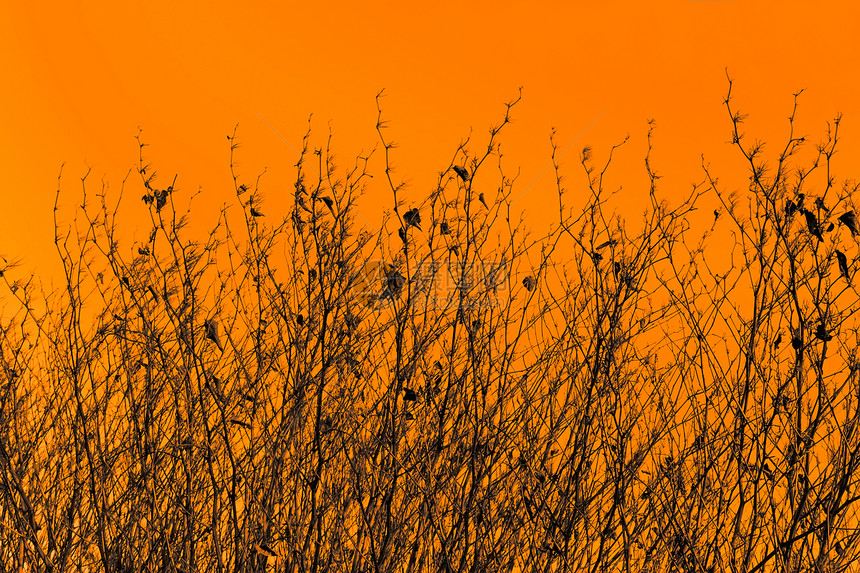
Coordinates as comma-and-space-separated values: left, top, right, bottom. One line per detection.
352, 259, 510, 309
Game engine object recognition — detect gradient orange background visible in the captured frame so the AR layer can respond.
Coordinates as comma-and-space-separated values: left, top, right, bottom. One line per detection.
2, 1, 859, 283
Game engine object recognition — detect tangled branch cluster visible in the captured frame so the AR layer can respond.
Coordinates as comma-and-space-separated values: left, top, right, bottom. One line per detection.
0, 80, 859, 573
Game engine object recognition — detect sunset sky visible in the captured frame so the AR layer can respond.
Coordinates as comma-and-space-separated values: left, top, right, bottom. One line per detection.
2, 1, 859, 285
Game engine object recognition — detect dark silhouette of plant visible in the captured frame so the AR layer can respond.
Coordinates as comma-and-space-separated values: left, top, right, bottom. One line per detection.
0, 76, 859, 573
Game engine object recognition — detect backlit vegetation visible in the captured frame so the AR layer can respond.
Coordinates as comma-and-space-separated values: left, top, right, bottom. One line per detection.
1, 78, 860, 572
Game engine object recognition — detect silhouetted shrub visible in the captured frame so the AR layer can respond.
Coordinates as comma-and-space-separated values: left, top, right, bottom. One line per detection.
1, 79, 859, 573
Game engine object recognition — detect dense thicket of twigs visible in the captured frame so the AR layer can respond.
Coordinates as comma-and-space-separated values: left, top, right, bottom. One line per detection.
1, 79, 860, 573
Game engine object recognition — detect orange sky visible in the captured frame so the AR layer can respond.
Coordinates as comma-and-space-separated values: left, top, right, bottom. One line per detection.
2, 1, 859, 285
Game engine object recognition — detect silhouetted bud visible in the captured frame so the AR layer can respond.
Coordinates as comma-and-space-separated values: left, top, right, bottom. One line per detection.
398, 227, 408, 244
387, 268, 406, 291
138, 246, 150, 256
839, 210, 859, 237
522, 276, 536, 291
478, 193, 488, 209
836, 250, 850, 282
439, 221, 450, 234
156, 190, 168, 212
791, 337, 802, 350
205, 319, 223, 351
774, 332, 782, 348
404, 208, 421, 230
403, 388, 417, 401
250, 207, 264, 217
815, 322, 832, 342
320, 196, 335, 215
296, 314, 304, 326
452, 165, 470, 181
802, 209, 823, 241
380, 265, 406, 301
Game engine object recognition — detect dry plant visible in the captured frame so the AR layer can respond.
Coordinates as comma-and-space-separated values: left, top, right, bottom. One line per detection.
0, 76, 859, 573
